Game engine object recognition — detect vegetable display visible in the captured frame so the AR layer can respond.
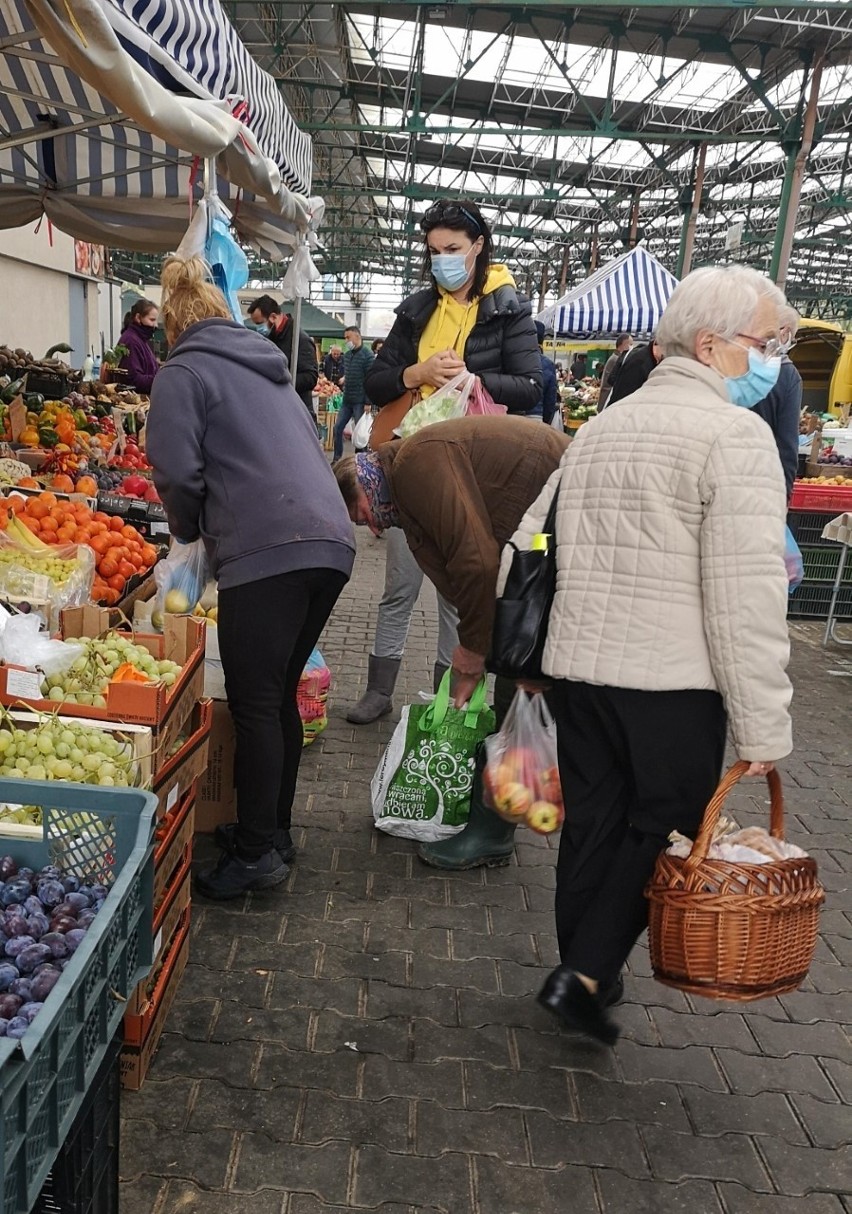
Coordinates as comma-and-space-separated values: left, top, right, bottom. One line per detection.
40, 632, 182, 706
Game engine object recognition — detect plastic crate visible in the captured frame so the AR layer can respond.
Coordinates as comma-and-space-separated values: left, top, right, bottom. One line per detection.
33, 1031, 121, 1214
787, 509, 844, 548
789, 482, 852, 512
788, 580, 852, 620
800, 545, 852, 585
0, 780, 156, 1214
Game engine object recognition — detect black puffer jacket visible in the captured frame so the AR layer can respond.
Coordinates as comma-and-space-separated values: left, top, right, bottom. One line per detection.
366, 282, 542, 413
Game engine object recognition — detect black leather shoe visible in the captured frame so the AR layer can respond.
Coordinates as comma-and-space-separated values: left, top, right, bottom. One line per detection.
600, 974, 625, 1008
195, 848, 289, 901
537, 966, 620, 1045
215, 823, 296, 864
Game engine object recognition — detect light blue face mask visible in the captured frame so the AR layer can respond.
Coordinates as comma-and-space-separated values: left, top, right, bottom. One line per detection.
255, 321, 272, 337
431, 251, 472, 292
724, 345, 782, 408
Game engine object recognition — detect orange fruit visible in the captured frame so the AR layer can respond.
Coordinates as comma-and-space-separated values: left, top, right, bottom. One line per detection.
20, 517, 41, 534
16, 477, 39, 489
51, 475, 75, 494
9, 497, 27, 515
39, 492, 58, 507
39, 516, 58, 533
108, 573, 125, 593
27, 500, 49, 520
109, 516, 124, 532
118, 559, 135, 580
99, 557, 118, 579
75, 476, 97, 496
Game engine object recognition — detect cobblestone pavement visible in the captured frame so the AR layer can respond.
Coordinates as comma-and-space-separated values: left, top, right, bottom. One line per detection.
120, 529, 852, 1214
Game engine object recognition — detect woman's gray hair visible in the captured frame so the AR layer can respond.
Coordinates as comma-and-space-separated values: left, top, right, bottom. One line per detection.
656, 266, 787, 360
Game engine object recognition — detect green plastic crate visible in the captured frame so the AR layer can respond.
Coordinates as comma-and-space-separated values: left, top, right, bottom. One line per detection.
799, 545, 852, 585
0, 780, 156, 1214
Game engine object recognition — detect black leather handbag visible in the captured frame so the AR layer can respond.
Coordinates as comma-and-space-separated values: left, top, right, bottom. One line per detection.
487, 489, 559, 681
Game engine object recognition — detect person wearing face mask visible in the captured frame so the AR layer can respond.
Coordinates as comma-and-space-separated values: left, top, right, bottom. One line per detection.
118, 299, 161, 393
348, 200, 541, 744
750, 304, 802, 498
502, 265, 793, 1045
333, 326, 375, 463
248, 295, 319, 418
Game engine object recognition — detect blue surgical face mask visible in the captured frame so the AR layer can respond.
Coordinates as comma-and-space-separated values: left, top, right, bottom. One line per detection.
345, 340, 354, 350
724, 345, 782, 408
431, 250, 473, 292
255, 321, 271, 337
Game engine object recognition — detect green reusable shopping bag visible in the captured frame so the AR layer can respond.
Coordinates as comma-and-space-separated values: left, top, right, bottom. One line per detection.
371, 672, 495, 841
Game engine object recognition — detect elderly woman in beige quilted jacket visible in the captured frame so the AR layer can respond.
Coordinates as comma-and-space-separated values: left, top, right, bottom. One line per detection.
501, 265, 794, 1045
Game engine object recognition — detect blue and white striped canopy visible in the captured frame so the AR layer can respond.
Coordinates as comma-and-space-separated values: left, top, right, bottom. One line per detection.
0, 0, 316, 255
538, 247, 679, 338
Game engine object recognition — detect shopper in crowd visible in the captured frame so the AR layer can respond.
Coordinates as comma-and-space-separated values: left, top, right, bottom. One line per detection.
335, 415, 568, 869
333, 326, 374, 463
570, 351, 588, 381
323, 345, 345, 386
752, 305, 802, 497
352, 198, 542, 728
247, 294, 319, 417
598, 333, 632, 408
604, 337, 663, 406
534, 321, 559, 425
148, 256, 354, 900
503, 265, 792, 1044
118, 299, 160, 393
371, 339, 385, 356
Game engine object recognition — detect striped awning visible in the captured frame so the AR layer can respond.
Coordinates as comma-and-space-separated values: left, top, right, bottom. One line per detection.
537, 246, 679, 338
0, 0, 318, 256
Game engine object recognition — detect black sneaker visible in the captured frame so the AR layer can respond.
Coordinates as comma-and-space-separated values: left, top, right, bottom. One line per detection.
537, 966, 620, 1045
195, 848, 289, 901
214, 822, 296, 864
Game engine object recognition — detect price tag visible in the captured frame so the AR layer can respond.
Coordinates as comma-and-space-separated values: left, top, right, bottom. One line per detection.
832, 430, 852, 458
4, 669, 42, 699
153, 928, 163, 958
166, 784, 179, 812
150, 522, 170, 537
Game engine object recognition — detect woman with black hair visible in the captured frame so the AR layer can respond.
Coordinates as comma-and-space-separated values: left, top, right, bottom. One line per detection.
118, 299, 160, 393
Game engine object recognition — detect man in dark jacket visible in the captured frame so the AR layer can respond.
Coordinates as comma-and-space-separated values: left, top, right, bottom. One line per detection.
605, 338, 662, 406
570, 352, 588, 382
598, 334, 632, 408
333, 326, 375, 462
248, 295, 319, 416
323, 346, 345, 385
534, 321, 559, 424
751, 311, 802, 498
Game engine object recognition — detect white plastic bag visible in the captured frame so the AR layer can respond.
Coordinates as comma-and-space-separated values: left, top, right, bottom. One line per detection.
154, 538, 210, 616
397, 371, 475, 439
352, 412, 373, 451
0, 614, 83, 676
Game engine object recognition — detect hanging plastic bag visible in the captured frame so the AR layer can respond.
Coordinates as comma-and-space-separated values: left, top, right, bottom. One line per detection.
0, 532, 95, 632
397, 370, 475, 439
483, 690, 564, 835
465, 378, 508, 418
298, 646, 332, 746
784, 525, 804, 592
352, 411, 374, 451
371, 671, 495, 840
154, 538, 210, 615
0, 614, 84, 676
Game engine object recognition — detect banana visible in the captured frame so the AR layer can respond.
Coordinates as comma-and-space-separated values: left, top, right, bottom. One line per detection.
7, 514, 50, 551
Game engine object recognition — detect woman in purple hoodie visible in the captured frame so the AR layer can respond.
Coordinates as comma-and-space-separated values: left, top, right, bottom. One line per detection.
118, 299, 160, 393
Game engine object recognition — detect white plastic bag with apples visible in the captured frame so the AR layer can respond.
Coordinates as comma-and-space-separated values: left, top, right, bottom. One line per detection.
482, 690, 564, 835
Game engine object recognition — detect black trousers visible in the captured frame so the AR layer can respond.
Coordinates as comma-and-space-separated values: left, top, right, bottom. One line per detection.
217, 568, 348, 858
549, 681, 727, 985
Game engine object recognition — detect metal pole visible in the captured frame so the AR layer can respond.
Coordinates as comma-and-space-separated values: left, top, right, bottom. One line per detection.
771, 56, 823, 291
676, 144, 706, 278
627, 191, 641, 249
538, 263, 549, 315
289, 236, 303, 387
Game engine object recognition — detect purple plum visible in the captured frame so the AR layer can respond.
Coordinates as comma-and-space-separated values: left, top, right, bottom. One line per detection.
64, 929, 87, 954
5, 936, 34, 958
1, 882, 30, 907
49, 916, 77, 934
0, 1018, 8, 1036
37, 866, 61, 882
52, 903, 78, 921
26, 914, 49, 941
23, 896, 43, 917
6, 1016, 28, 1039
7, 917, 34, 938
9, 978, 32, 1001
17, 1002, 43, 1024
40, 932, 68, 959
0, 857, 17, 881
76, 910, 97, 929
64, 892, 91, 912
36, 881, 65, 910
0, 993, 22, 1018
30, 968, 60, 1001
16, 868, 34, 885
0, 963, 17, 991
15, 944, 52, 974
61, 875, 80, 894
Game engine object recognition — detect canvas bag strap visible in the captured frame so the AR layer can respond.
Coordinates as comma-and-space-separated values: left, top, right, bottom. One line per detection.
422, 670, 489, 731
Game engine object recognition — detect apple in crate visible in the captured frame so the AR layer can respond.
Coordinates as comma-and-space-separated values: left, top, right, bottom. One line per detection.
526, 801, 563, 835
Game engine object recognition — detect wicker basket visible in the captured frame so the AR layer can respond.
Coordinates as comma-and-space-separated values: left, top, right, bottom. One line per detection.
646, 761, 824, 1001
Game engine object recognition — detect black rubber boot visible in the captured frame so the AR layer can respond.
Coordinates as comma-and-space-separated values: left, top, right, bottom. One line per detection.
346, 655, 401, 725
418, 746, 516, 870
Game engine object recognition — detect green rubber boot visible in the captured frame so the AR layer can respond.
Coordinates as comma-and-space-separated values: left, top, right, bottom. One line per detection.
418, 746, 516, 870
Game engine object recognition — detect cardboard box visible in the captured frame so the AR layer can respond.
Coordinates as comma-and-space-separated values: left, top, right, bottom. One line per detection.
203, 623, 225, 699
152, 795, 195, 908
6, 708, 152, 786
152, 700, 212, 819
121, 922, 189, 1087
125, 856, 191, 1017
195, 699, 235, 833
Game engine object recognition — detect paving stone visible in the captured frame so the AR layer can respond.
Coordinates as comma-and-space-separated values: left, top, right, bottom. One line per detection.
150, 1034, 260, 1085
413, 1020, 512, 1066
596, 1172, 724, 1213
463, 1061, 572, 1115
525, 1108, 649, 1174
450, 929, 539, 965
746, 1018, 852, 1062
513, 1026, 621, 1079
621, 974, 692, 1013
289, 1200, 433, 1214
641, 1126, 772, 1190
313, 1011, 411, 1060
789, 1093, 852, 1148
156, 1182, 286, 1213
353, 1145, 472, 1213
119, 1118, 235, 1187
366, 979, 458, 1025
455, 989, 558, 1034
449, 883, 529, 911
496, 959, 545, 997
819, 1057, 852, 1102
415, 1102, 528, 1163
233, 1134, 351, 1202
320, 943, 409, 985
650, 1007, 761, 1053
184, 1078, 300, 1136
300, 1091, 410, 1151
282, 915, 367, 950
779, 990, 852, 1023
211, 1002, 312, 1046
473, 1156, 599, 1214
268, 973, 363, 1017
116, 1176, 167, 1214
714, 1048, 839, 1100
120, 1076, 195, 1131
757, 1139, 852, 1197
716, 1185, 846, 1214
573, 1072, 691, 1131
367, 924, 452, 957
361, 1056, 465, 1108
259, 1043, 362, 1096
681, 1088, 808, 1144
409, 954, 498, 993
172, 962, 271, 1008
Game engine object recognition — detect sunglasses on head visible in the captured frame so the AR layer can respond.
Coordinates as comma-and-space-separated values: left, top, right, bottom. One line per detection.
421, 203, 482, 233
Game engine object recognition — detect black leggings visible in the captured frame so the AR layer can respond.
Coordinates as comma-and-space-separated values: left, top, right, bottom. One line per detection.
217, 568, 348, 858
549, 681, 727, 985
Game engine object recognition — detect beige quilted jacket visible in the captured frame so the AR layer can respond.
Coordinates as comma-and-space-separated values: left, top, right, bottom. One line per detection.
500, 356, 793, 762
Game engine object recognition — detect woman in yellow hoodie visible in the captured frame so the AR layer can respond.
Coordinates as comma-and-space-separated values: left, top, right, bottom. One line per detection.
347, 201, 541, 871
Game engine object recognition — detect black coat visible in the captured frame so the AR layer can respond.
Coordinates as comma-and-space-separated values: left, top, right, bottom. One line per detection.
751, 357, 802, 498
267, 317, 319, 414
605, 343, 659, 406
365, 283, 542, 413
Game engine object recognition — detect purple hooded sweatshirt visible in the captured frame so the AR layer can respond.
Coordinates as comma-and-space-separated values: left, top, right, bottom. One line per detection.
118, 323, 159, 393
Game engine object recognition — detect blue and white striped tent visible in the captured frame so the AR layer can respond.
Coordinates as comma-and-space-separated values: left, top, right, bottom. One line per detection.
537, 247, 678, 338
0, 0, 318, 256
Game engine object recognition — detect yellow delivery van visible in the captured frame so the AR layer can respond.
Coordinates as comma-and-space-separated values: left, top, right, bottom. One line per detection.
791, 318, 852, 415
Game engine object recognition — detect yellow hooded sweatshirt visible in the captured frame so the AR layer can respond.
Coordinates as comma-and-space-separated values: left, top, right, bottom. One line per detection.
417, 264, 516, 398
